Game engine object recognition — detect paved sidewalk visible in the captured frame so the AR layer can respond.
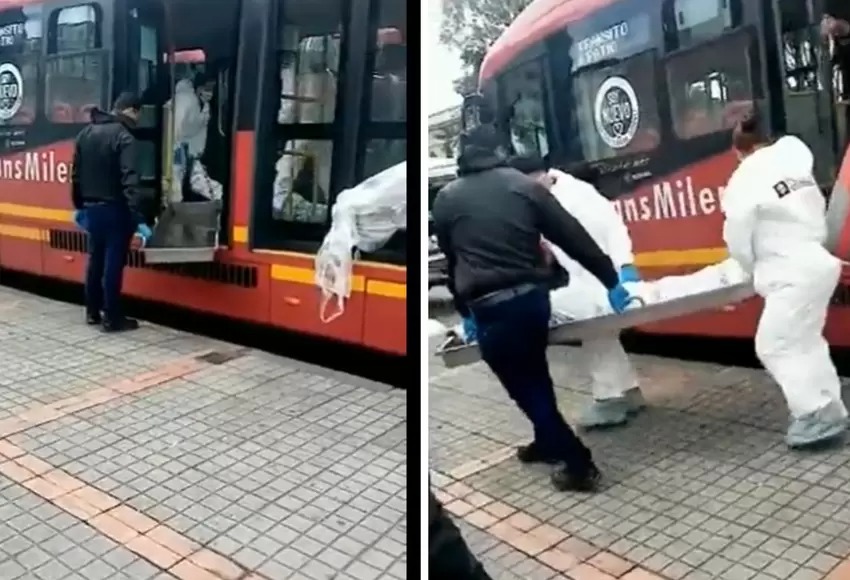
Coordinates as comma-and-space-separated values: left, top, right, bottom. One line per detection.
0, 287, 406, 579
430, 346, 850, 580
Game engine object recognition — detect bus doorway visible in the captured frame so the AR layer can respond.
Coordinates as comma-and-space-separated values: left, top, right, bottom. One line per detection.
771, 0, 842, 187
125, 0, 238, 263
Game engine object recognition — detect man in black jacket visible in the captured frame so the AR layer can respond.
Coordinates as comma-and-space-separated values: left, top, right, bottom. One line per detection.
72, 92, 152, 332
432, 126, 632, 492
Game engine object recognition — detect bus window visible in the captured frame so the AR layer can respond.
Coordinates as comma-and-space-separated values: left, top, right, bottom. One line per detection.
135, 20, 158, 128
360, 0, 406, 181
277, 4, 340, 125
362, 139, 406, 179
667, 0, 734, 49
370, 0, 405, 123
271, 0, 341, 237
272, 140, 333, 224
45, 4, 105, 124
666, 31, 754, 139
569, 50, 660, 161
501, 60, 550, 157
0, 5, 41, 126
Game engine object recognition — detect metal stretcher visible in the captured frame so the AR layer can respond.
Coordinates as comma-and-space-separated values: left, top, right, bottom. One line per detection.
437, 282, 756, 368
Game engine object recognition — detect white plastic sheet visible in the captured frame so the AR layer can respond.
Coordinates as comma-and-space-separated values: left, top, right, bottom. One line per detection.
315, 162, 407, 322
167, 78, 222, 203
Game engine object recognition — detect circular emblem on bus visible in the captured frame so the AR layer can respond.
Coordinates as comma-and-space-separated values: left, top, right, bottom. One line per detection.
0, 63, 23, 121
593, 76, 639, 150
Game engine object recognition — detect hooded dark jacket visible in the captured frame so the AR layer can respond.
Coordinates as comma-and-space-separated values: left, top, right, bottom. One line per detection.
431, 128, 619, 316
71, 108, 144, 223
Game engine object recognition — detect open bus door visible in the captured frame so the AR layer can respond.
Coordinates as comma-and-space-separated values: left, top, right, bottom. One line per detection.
770, 0, 843, 188
121, 1, 221, 264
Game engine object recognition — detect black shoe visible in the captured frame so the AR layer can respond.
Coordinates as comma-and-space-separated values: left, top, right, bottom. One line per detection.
86, 312, 102, 325
102, 317, 140, 333
551, 464, 601, 492
516, 442, 559, 465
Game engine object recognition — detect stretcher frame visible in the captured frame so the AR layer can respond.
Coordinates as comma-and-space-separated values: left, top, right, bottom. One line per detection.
437, 282, 756, 368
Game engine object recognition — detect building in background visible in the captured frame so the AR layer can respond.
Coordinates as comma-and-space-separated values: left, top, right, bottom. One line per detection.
429, 105, 461, 158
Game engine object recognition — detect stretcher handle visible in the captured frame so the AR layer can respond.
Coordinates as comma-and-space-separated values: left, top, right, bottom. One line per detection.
626, 295, 646, 308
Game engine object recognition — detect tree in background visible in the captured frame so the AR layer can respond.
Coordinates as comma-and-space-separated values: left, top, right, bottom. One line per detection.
440, 0, 533, 95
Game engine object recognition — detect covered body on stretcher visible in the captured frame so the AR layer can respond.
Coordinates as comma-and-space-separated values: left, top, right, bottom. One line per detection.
435, 258, 755, 368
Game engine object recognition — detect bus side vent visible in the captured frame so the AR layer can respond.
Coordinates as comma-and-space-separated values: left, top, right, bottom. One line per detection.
48, 229, 88, 253
143, 261, 259, 288
47, 229, 258, 289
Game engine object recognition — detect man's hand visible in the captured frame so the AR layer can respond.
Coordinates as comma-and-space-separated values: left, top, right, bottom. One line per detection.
73, 210, 88, 232
607, 283, 634, 314
136, 223, 153, 247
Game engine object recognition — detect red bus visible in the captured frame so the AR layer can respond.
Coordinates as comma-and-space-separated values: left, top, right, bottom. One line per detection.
0, 0, 407, 355
467, 0, 850, 344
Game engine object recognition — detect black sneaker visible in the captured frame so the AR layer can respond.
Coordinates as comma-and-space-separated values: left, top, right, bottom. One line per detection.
86, 312, 102, 325
551, 464, 601, 492
516, 442, 559, 465
102, 317, 140, 333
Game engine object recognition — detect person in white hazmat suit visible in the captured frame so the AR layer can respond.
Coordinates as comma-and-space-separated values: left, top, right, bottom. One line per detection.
169, 75, 222, 203
724, 114, 847, 448
507, 156, 646, 429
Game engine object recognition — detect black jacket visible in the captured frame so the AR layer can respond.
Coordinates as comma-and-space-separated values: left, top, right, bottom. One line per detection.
432, 147, 619, 316
71, 109, 143, 222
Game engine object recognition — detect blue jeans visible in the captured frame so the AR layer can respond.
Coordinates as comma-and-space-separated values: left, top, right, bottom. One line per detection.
470, 285, 593, 475
84, 203, 135, 321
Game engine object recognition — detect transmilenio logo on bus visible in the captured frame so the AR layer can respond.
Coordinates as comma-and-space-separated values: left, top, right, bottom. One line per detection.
0, 151, 72, 183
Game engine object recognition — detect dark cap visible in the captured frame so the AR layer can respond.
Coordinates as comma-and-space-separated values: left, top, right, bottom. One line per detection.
113, 91, 141, 112
507, 154, 548, 175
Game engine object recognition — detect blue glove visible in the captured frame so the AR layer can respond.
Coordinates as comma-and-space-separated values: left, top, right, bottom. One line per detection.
73, 210, 88, 231
619, 264, 641, 284
462, 316, 478, 343
607, 283, 632, 314
136, 224, 153, 245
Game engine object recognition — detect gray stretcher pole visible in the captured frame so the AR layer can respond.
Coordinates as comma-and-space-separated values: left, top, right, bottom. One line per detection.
437, 283, 756, 369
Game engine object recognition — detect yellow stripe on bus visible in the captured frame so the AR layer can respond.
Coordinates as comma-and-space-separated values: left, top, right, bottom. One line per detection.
367, 279, 407, 298
634, 247, 728, 268
0, 224, 47, 241
271, 264, 365, 292
232, 226, 248, 243
0, 203, 728, 271
0, 203, 73, 222
270, 264, 409, 298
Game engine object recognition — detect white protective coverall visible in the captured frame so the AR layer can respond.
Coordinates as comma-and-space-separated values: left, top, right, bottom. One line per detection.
545, 170, 642, 422
170, 79, 222, 202
722, 135, 847, 444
